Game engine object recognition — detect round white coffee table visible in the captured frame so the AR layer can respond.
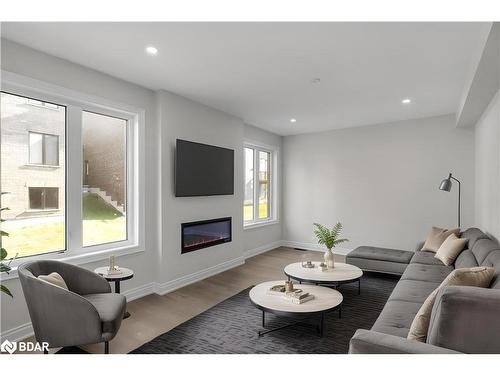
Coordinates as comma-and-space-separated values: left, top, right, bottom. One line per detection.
284, 262, 363, 295
249, 280, 343, 337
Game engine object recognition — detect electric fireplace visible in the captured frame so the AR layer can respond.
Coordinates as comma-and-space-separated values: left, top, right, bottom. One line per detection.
181, 217, 232, 254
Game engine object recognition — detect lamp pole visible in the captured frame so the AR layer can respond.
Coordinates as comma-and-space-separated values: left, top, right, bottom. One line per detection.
450, 175, 461, 228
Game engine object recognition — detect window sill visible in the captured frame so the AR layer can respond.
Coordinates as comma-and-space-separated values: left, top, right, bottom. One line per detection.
22, 164, 60, 169
244, 219, 280, 230
0, 244, 144, 281
25, 209, 60, 213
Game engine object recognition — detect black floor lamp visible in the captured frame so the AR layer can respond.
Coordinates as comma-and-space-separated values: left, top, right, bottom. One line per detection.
439, 172, 461, 227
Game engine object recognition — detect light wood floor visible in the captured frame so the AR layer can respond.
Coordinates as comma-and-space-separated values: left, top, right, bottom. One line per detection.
27, 247, 345, 354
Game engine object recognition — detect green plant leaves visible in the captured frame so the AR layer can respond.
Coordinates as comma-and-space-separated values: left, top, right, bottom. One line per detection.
313, 222, 349, 250
1, 284, 13, 298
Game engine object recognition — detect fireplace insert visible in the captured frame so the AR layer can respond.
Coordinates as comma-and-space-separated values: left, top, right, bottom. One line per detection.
181, 217, 232, 254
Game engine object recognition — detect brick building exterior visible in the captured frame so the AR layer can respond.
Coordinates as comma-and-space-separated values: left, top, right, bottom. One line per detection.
0, 92, 65, 220
82, 111, 126, 207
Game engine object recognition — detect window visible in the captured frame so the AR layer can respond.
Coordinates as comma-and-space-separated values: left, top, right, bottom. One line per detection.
0, 92, 66, 258
82, 111, 127, 247
29, 132, 59, 165
1, 81, 140, 262
244, 144, 276, 226
29, 187, 59, 210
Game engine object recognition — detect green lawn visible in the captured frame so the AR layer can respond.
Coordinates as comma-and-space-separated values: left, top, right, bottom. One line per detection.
244, 203, 268, 222
2, 193, 126, 258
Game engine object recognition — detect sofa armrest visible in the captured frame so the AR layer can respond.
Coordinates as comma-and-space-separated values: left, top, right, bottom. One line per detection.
349, 329, 460, 354
428, 286, 500, 353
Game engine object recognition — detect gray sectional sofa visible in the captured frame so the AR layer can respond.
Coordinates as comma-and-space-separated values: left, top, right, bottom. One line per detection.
348, 228, 500, 354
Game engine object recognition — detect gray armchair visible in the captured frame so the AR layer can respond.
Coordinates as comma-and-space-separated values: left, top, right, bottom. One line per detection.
18, 260, 126, 354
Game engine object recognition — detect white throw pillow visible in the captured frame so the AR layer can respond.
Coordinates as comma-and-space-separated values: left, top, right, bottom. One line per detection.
38, 272, 69, 290
434, 233, 467, 266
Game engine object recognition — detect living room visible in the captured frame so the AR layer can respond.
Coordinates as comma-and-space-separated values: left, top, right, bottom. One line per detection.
1, 1, 500, 371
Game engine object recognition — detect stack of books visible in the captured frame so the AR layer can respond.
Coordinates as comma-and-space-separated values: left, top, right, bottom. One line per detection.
267, 285, 315, 304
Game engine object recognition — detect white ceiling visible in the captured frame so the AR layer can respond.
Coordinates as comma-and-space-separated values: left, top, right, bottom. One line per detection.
1, 22, 487, 135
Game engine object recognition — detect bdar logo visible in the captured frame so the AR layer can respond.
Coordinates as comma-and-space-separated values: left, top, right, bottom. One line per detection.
1, 339, 17, 354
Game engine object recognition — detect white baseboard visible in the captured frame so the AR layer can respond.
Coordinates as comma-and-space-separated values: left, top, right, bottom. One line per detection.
123, 282, 156, 302
281, 240, 352, 256
154, 256, 246, 295
0, 322, 33, 343
244, 240, 284, 259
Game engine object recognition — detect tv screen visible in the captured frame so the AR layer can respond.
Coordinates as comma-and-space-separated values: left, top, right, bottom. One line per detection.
175, 139, 234, 197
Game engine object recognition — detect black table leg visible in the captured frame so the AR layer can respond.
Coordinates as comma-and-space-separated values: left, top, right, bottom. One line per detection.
113, 280, 130, 319
358, 279, 361, 295
262, 311, 265, 328
319, 313, 325, 337
339, 305, 342, 319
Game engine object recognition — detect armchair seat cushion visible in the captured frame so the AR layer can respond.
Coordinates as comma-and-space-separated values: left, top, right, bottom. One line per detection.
83, 293, 126, 334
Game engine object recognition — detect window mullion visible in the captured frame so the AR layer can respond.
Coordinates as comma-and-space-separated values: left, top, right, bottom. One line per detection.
254, 148, 259, 221
66, 105, 83, 254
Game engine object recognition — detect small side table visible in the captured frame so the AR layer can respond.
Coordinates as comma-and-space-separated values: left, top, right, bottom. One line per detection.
95, 267, 134, 319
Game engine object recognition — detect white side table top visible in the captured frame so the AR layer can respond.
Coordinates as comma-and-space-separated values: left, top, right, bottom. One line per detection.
249, 280, 343, 314
94, 267, 134, 280
284, 262, 363, 283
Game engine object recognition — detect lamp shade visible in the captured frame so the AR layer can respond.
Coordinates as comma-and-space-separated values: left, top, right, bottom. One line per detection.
439, 177, 452, 192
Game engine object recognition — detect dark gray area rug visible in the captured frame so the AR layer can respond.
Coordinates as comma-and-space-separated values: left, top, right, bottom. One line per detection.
131, 273, 398, 354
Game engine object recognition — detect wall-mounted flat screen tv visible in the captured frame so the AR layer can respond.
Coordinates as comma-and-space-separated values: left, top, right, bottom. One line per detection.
175, 139, 234, 197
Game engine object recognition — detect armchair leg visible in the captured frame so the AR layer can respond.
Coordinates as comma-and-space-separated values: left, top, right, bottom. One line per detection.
104, 341, 109, 354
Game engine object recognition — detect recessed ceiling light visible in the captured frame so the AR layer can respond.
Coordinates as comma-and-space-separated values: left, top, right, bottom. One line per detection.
402, 98, 411, 104
290, 118, 297, 123
145, 45, 158, 56
312, 78, 321, 84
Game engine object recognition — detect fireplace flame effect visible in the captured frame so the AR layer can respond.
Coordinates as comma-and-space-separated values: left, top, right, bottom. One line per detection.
185, 235, 226, 248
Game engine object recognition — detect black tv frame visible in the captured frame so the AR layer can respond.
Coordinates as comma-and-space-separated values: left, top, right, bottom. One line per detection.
175, 139, 234, 197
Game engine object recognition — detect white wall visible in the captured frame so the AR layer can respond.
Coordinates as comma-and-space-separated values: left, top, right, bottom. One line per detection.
157, 90, 245, 286
474, 91, 500, 241
243, 124, 283, 254
283, 115, 475, 252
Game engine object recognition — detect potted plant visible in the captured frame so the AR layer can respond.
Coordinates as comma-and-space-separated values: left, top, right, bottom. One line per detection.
1, 192, 15, 297
313, 222, 349, 268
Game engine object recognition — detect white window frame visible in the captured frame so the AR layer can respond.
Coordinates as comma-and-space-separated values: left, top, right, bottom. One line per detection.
243, 140, 279, 229
0, 71, 145, 274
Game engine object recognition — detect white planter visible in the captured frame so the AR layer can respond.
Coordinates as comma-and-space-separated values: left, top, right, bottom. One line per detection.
324, 248, 335, 268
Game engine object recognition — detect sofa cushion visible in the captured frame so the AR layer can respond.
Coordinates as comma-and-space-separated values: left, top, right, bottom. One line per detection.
83, 293, 126, 334
401, 263, 453, 284
347, 246, 414, 264
461, 227, 488, 250
388, 279, 440, 304
471, 238, 500, 265
371, 300, 422, 338
454, 249, 479, 269
410, 251, 445, 266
